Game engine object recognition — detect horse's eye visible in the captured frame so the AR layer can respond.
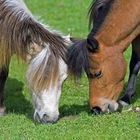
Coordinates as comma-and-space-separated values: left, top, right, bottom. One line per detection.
94, 70, 102, 78
88, 70, 102, 79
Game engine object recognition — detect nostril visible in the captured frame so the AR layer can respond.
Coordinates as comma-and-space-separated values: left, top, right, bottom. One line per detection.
91, 106, 102, 115
41, 114, 49, 124
41, 114, 58, 124
34, 112, 40, 122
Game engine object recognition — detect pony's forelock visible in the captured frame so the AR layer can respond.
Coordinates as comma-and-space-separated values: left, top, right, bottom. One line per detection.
27, 35, 71, 92
27, 44, 58, 92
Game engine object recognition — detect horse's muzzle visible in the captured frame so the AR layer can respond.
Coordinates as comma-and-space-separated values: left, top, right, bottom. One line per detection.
91, 99, 121, 115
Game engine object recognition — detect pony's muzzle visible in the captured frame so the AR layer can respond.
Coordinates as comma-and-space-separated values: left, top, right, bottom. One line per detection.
41, 114, 58, 124
34, 112, 58, 124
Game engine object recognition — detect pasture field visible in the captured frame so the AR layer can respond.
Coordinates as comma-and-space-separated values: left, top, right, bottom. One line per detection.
0, 0, 140, 139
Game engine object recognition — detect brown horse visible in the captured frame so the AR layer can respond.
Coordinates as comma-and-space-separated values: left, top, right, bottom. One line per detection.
68, 0, 140, 114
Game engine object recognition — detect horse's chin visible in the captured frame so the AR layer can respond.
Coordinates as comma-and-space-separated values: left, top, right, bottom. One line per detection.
99, 98, 119, 113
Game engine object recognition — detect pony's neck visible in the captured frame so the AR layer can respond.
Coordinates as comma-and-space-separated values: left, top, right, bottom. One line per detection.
95, 0, 140, 47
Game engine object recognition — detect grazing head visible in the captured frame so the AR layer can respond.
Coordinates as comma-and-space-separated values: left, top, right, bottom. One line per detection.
68, 37, 127, 114
27, 47, 68, 123
87, 38, 127, 113
27, 37, 71, 124
68, 0, 140, 114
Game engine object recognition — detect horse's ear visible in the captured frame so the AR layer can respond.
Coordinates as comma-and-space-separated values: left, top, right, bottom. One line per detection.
87, 37, 99, 53
67, 39, 90, 78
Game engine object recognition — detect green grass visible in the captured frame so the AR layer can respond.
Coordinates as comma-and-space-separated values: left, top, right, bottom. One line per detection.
0, 0, 140, 139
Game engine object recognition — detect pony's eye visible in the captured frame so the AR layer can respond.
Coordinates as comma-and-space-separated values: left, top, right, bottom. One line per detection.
94, 70, 102, 78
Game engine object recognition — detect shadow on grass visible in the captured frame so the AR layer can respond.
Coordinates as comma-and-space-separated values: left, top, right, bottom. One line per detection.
4, 78, 90, 121
59, 101, 90, 118
4, 78, 33, 120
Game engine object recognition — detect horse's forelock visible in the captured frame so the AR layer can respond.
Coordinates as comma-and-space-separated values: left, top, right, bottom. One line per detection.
67, 39, 90, 79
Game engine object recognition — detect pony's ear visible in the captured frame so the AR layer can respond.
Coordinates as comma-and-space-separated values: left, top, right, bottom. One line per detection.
87, 37, 99, 53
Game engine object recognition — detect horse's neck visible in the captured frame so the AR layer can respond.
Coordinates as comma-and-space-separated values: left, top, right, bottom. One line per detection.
95, 0, 140, 47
